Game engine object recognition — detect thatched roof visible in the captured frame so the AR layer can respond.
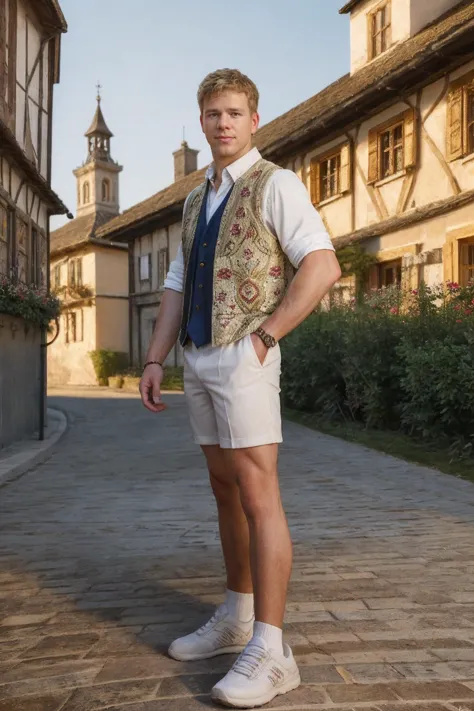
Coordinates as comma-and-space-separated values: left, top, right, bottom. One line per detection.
97, 0, 474, 243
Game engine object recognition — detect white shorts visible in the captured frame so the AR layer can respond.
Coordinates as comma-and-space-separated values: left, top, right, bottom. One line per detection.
183, 334, 282, 449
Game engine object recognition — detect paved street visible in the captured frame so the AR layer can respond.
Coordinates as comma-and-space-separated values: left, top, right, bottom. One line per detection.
2, 387, 474, 710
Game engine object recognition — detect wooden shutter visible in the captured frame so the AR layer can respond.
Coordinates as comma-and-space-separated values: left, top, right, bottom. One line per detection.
77, 258, 82, 286
340, 143, 351, 193
446, 86, 464, 161
68, 260, 75, 287
367, 264, 379, 291
368, 128, 379, 183
404, 108, 417, 170
310, 158, 321, 205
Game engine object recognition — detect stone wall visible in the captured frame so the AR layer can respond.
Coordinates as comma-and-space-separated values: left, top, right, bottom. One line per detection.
0, 314, 42, 449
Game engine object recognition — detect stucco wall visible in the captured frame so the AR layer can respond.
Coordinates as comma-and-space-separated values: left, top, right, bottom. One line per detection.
0, 315, 41, 448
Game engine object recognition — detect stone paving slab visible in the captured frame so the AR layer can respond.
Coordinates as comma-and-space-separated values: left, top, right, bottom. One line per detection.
1, 387, 474, 709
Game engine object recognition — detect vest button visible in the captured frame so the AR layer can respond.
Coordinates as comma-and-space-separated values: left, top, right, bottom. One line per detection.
198, 284, 203, 289
195, 305, 200, 311
203, 242, 208, 247
200, 262, 205, 267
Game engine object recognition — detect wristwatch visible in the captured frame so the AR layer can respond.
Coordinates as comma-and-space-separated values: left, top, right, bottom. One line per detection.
254, 326, 277, 348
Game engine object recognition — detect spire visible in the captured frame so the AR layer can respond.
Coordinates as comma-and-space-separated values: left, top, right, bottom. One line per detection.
84, 85, 114, 163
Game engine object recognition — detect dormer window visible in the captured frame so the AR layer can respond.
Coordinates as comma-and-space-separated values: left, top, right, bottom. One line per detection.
369, 1, 391, 60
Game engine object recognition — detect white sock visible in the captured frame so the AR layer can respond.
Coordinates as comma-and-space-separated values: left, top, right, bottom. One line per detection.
253, 621, 284, 653
225, 588, 254, 623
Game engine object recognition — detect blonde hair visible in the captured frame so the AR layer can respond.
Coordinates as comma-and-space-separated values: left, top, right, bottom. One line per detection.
197, 69, 259, 114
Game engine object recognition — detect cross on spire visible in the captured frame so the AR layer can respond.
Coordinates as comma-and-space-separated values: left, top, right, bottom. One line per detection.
96, 82, 102, 102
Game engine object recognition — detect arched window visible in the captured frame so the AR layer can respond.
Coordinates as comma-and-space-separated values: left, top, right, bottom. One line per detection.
102, 178, 110, 202
83, 181, 90, 204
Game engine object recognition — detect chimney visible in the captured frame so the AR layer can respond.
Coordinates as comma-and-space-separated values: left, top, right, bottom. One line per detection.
173, 141, 199, 182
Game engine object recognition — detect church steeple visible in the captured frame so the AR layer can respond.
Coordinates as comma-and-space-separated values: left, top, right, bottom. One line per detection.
74, 86, 122, 218
85, 85, 114, 163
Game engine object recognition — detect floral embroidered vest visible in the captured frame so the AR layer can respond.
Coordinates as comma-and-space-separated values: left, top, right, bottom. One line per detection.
180, 158, 294, 347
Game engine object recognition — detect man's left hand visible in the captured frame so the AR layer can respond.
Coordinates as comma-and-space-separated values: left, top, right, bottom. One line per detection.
250, 332, 269, 365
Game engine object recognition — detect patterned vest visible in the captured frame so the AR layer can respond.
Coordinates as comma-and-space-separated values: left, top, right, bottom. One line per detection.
179, 158, 294, 347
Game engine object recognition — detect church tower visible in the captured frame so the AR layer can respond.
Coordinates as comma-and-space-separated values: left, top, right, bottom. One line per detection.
73, 87, 122, 218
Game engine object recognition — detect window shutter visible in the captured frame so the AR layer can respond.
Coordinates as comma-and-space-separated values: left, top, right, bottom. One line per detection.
404, 108, 417, 170
148, 253, 152, 282
446, 86, 464, 161
68, 260, 75, 286
77, 258, 82, 286
367, 264, 379, 292
340, 143, 351, 193
368, 129, 379, 183
310, 159, 321, 205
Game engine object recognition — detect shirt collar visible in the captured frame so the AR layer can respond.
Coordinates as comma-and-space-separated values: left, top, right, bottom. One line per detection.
205, 147, 262, 186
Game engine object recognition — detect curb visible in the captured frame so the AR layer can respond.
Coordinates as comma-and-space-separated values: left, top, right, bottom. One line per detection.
0, 408, 68, 488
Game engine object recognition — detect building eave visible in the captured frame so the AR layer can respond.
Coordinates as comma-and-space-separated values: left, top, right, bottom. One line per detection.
0, 122, 69, 215
50, 236, 128, 259
333, 189, 474, 249
35, 0, 68, 32
262, 21, 474, 163
339, 0, 363, 14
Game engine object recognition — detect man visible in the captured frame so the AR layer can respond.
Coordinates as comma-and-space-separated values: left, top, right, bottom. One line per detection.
139, 68, 341, 708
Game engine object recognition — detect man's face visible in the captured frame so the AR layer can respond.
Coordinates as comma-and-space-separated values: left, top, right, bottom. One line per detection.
200, 91, 259, 164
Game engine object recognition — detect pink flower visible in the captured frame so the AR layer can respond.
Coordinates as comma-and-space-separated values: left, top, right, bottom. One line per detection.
244, 248, 253, 260
231, 223, 242, 236
390, 307, 398, 314
217, 268, 232, 280
236, 207, 246, 219
216, 291, 226, 303
245, 227, 256, 240
456, 319, 462, 323
269, 266, 282, 278
250, 169, 262, 179
240, 187, 251, 198
411, 289, 418, 296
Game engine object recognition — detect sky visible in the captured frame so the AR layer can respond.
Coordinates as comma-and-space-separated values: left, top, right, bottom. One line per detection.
50, 0, 350, 230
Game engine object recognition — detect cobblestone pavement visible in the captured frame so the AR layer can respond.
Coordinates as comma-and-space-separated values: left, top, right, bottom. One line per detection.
1, 387, 474, 711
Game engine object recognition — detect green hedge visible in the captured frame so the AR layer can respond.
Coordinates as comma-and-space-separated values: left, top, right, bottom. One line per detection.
89, 350, 129, 386
281, 281, 474, 459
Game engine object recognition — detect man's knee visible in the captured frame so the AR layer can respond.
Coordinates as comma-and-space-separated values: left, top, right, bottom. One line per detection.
209, 469, 239, 505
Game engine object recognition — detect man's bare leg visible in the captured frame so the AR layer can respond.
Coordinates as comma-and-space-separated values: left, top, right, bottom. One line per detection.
201, 444, 252, 594
225, 443, 292, 628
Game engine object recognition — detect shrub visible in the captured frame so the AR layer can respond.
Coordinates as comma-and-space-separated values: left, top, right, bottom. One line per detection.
281, 281, 474, 457
89, 350, 129, 386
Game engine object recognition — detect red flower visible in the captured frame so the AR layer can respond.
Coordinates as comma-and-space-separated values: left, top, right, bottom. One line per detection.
269, 266, 282, 278
231, 223, 242, 236
217, 268, 232, 280
244, 248, 253, 260
250, 169, 262, 179
240, 187, 251, 198
216, 291, 226, 303
456, 319, 462, 323
236, 207, 246, 219
245, 227, 256, 240
390, 307, 398, 314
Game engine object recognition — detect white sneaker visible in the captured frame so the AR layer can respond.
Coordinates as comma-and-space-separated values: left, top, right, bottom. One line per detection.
168, 604, 254, 662
211, 637, 301, 708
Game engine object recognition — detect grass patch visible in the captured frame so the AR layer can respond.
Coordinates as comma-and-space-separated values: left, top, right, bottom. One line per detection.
283, 408, 474, 483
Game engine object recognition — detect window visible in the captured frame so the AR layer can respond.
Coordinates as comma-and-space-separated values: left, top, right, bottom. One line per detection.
447, 72, 474, 161
30, 227, 39, 285
65, 312, 77, 344
68, 258, 82, 288
102, 179, 110, 202
368, 109, 416, 183
369, 1, 391, 60
158, 248, 169, 288
460, 240, 474, 286
379, 259, 402, 288
53, 264, 61, 288
0, 201, 11, 278
65, 310, 83, 343
83, 181, 90, 204
139, 254, 151, 282
16, 215, 28, 284
380, 122, 404, 179
310, 143, 351, 205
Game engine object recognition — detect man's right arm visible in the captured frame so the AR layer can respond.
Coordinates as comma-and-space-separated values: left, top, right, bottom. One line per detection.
139, 232, 186, 413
